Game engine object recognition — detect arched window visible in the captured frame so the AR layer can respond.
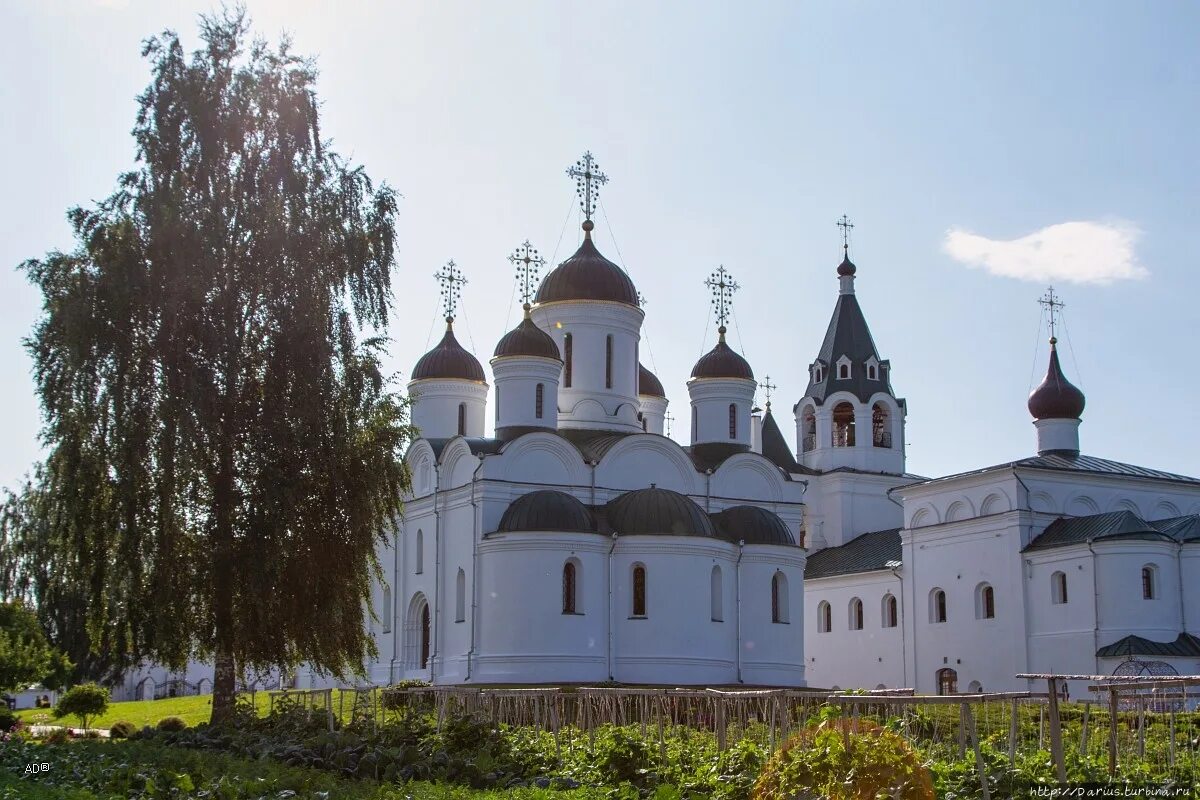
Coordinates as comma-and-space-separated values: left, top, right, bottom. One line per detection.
728, 404, 737, 439
381, 584, 392, 633
872, 403, 891, 448
929, 588, 947, 623
457, 403, 466, 436
563, 333, 573, 388
849, 597, 864, 630
832, 402, 855, 447
415, 530, 424, 574
692, 410, 698, 443
801, 406, 816, 452
1051, 571, 1068, 604
535, 383, 544, 419
868, 364, 877, 380
771, 571, 789, 623
883, 594, 898, 628
975, 583, 995, 619
839, 363, 849, 379
967, 680, 983, 693
632, 564, 647, 617
710, 565, 723, 622
407, 593, 431, 670
455, 568, 466, 623
1142, 565, 1157, 600
817, 600, 832, 633
937, 667, 958, 695
562, 560, 578, 614
605, 334, 613, 388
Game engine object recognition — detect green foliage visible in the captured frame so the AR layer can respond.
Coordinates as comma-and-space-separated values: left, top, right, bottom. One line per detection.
20, 6, 412, 724
0, 600, 71, 693
156, 716, 188, 732
42, 727, 70, 744
0, 707, 19, 732
108, 720, 136, 738
52, 683, 109, 730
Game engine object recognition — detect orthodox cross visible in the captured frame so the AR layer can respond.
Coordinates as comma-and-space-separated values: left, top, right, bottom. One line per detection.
837, 214, 855, 254
508, 240, 545, 308
434, 260, 467, 322
665, 412, 675, 437
566, 151, 608, 224
760, 375, 777, 409
637, 291, 647, 308
1038, 286, 1065, 342
704, 265, 740, 333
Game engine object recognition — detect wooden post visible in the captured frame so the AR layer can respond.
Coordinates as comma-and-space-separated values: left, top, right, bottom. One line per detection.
957, 703, 967, 759
963, 702, 991, 800
1168, 707, 1176, 768
1108, 687, 1119, 778
1079, 701, 1090, 755
716, 698, 727, 751
1046, 677, 1066, 783
1008, 698, 1019, 766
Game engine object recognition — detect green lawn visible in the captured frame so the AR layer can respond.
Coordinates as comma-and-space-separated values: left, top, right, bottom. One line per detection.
17, 692, 265, 730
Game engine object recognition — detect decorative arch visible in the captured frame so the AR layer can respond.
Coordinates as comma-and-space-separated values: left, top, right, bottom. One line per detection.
710, 453, 788, 503
909, 506, 936, 529
405, 593, 431, 670
403, 440, 438, 497
438, 438, 481, 488
945, 499, 974, 523
1154, 501, 1181, 518
595, 435, 700, 493
491, 431, 590, 486
1066, 495, 1101, 516
979, 492, 1011, 516
1108, 498, 1144, 516
1029, 491, 1056, 513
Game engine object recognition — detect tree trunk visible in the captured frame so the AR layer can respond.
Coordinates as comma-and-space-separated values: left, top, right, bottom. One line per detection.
211, 642, 236, 724
209, 431, 238, 725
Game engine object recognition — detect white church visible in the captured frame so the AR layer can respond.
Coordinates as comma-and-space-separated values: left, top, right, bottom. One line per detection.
119, 154, 1200, 701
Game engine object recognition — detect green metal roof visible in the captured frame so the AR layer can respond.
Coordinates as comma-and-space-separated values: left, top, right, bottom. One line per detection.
1024, 510, 1172, 552
1097, 633, 1200, 659
805, 528, 901, 579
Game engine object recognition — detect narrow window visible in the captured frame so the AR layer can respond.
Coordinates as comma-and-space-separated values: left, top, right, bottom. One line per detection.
415, 530, 424, 574
1051, 571, 1068, 605
457, 402, 466, 436
771, 571, 789, 623
605, 335, 613, 389
562, 561, 577, 614
832, 402, 855, 447
872, 403, 891, 448
728, 404, 737, 440
632, 564, 647, 617
849, 597, 864, 630
563, 333, 573, 388
930, 588, 947, 623
692, 410, 698, 443
1142, 565, 1156, 600
535, 383, 544, 419
381, 585, 392, 633
817, 600, 831, 633
710, 565, 723, 622
976, 583, 995, 619
868, 365, 877, 380
801, 406, 816, 453
839, 363, 849, 379
455, 568, 466, 623
883, 594, 898, 628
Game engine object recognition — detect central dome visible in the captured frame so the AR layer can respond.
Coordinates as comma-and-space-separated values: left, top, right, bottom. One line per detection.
606, 487, 716, 537
535, 234, 639, 307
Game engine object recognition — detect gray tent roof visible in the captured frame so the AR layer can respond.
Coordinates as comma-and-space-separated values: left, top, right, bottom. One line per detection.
805, 528, 902, 579
802, 288, 893, 405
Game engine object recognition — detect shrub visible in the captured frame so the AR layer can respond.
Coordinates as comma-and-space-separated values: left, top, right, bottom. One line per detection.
157, 715, 188, 732
0, 707, 19, 732
42, 727, 69, 744
109, 720, 137, 738
753, 716, 935, 800
52, 682, 109, 730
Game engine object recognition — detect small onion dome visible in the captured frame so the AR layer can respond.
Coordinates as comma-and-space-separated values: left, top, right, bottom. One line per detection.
837, 249, 857, 277
606, 487, 716, 537
711, 505, 796, 546
494, 308, 561, 360
498, 490, 594, 533
534, 227, 639, 307
1027, 340, 1086, 420
691, 327, 754, 381
638, 363, 665, 397
412, 321, 485, 381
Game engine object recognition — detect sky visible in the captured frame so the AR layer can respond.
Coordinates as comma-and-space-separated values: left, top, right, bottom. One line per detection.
2, 0, 1198, 493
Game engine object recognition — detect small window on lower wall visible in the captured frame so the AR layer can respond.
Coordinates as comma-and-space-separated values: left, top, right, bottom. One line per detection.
848, 597, 863, 630
1051, 571, 1068, 604
817, 600, 831, 633
929, 588, 947, 623
632, 564, 647, 617
882, 594, 898, 628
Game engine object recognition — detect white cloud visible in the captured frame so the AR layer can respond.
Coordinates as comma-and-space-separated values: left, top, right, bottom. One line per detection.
943, 220, 1148, 285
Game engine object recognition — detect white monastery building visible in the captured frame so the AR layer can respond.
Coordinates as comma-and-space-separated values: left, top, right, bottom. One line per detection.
119, 154, 1200, 700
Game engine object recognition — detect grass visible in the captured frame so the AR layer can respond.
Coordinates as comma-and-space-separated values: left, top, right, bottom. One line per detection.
0, 739, 606, 800
17, 692, 255, 730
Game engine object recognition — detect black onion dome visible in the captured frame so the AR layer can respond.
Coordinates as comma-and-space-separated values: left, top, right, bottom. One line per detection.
498, 490, 594, 533
638, 363, 665, 397
1028, 343, 1086, 420
712, 505, 796, 546
691, 330, 754, 380
534, 235, 639, 306
837, 250, 857, 277
606, 487, 716, 537
412, 323, 485, 381
494, 314, 561, 360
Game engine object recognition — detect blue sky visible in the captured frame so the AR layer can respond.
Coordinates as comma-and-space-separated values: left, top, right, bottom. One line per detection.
2, 0, 1198, 492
